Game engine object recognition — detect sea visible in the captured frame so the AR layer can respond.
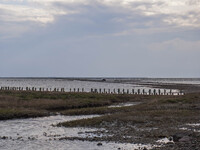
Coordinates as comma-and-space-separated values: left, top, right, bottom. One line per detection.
0, 78, 200, 93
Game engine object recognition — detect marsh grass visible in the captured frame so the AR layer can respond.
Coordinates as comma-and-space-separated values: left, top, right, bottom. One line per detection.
58, 92, 200, 129
0, 90, 153, 120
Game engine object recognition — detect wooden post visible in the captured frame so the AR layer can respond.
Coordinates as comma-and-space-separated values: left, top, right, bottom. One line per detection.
122, 89, 125, 94
149, 89, 151, 95
118, 89, 120, 94
158, 89, 161, 95
99, 88, 101, 93
142, 89, 145, 95
132, 89, 134, 94
82, 88, 84, 92
153, 89, 156, 95
127, 89, 129, 94
108, 89, 110, 94
164, 89, 166, 95
138, 89, 140, 95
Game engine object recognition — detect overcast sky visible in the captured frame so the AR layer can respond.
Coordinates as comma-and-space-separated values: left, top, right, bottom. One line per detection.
0, 0, 200, 78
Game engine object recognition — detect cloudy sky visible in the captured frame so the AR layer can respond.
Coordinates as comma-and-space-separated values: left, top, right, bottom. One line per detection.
0, 0, 200, 77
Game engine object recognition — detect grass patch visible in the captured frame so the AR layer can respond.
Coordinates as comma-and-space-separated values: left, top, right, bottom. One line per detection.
0, 90, 152, 120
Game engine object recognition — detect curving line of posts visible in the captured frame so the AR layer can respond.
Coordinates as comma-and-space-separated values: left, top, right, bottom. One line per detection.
0, 86, 184, 95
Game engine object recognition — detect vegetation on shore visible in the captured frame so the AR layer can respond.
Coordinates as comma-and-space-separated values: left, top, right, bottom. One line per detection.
0, 90, 153, 120
0, 90, 200, 149
58, 92, 200, 149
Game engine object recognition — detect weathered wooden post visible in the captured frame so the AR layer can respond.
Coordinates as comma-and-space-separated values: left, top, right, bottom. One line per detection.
122, 89, 125, 94
164, 89, 166, 95
132, 89, 134, 94
104, 88, 106, 93
74, 88, 76, 92
108, 89, 110, 94
82, 88, 84, 92
113, 89, 115, 94
127, 89, 129, 94
142, 89, 145, 95
153, 89, 156, 95
99, 88, 101, 93
118, 89, 120, 94
149, 89, 151, 95
138, 89, 140, 95
170, 89, 172, 95
77, 88, 79, 92
91, 88, 93, 93
158, 89, 161, 95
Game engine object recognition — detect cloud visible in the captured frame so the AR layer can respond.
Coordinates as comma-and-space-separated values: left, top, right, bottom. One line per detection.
150, 38, 200, 51
0, 0, 200, 27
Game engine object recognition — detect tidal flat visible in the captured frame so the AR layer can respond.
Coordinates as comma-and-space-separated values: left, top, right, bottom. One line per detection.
0, 84, 200, 150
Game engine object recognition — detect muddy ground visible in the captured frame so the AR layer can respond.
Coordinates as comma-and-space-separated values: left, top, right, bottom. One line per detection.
0, 83, 200, 150
58, 84, 200, 150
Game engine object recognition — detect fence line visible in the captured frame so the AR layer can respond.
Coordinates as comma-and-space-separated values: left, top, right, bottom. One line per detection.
0, 86, 184, 95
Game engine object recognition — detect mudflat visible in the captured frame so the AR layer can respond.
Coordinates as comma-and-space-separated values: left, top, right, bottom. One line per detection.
0, 84, 200, 150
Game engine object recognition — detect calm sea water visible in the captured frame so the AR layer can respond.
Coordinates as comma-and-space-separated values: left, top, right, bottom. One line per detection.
0, 78, 199, 93
0, 78, 195, 93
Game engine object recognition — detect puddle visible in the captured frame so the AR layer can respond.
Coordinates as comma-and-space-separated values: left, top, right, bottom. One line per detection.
179, 123, 200, 133
0, 115, 156, 150
186, 123, 200, 127
0, 139, 154, 150
157, 137, 173, 144
108, 102, 141, 108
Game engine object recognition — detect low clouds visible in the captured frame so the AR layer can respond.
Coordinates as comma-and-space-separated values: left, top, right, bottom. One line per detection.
0, 0, 200, 37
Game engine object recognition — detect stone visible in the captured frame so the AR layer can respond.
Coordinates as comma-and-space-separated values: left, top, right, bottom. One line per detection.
143, 147, 148, 150
97, 142, 103, 146
173, 133, 185, 142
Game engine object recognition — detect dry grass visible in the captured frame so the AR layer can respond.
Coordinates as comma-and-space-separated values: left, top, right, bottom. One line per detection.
0, 90, 153, 120
58, 92, 200, 128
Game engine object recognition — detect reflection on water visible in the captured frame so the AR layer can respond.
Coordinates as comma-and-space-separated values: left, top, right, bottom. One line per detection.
108, 102, 141, 108
0, 115, 154, 150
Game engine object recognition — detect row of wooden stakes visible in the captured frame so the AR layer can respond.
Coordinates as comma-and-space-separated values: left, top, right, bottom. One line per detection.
0, 86, 184, 95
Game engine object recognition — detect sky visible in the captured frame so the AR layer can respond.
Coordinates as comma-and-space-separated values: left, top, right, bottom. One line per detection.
0, 0, 200, 78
